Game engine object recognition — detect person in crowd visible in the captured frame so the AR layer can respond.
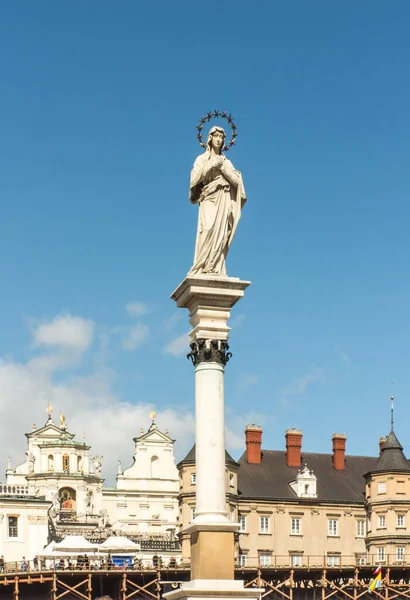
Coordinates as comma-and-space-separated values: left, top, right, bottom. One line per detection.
168, 556, 177, 569
21, 557, 28, 572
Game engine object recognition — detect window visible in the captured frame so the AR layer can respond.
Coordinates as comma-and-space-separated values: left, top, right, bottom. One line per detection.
291, 518, 301, 535
48, 454, 54, 472
328, 519, 338, 536
62, 454, 70, 472
260, 516, 270, 533
8, 516, 18, 538
397, 547, 405, 561
291, 555, 302, 567
191, 472, 196, 484
378, 515, 386, 528
397, 515, 405, 527
151, 456, 159, 478
191, 507, 196, 521
239, 554, 247, 567
356, 520, 366, 537
377, 547, 385, 562
259, 553, 271, 567
239, 515, 247, 532
378, 482, 386, 494
229, 473, 234, 487
327, 555, 340, 567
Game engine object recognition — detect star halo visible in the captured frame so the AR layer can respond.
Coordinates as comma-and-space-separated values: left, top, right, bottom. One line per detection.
196, 110, 238, 152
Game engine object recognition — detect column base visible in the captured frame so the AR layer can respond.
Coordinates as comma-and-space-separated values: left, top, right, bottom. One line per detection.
164, 579, 263, 600
191, 529, 234, 580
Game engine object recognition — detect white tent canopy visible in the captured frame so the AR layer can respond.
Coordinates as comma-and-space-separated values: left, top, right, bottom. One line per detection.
54, 535, 99, 552
98, 536, 140, 553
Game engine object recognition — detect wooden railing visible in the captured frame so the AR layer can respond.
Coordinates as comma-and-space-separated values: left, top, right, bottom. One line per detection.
1, 554, 409, 575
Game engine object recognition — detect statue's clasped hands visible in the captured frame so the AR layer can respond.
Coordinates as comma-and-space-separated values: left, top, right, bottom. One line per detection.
209, 155, 224, 172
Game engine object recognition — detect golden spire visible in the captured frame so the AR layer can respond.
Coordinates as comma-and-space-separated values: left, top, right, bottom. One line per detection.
47, 401, 53, 417
150, 410, 156, 422
60, 412, 66, 429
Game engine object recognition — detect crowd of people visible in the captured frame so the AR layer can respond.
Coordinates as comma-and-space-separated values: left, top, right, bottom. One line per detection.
0, 554, 181, 573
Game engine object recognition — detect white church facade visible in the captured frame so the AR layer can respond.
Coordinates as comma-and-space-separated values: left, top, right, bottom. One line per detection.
1, 409, 180, 563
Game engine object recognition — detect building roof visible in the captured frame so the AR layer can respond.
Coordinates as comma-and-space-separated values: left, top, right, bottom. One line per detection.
237, 450, 378, 504
178, 444, 238, 467
366, 430, 410, 474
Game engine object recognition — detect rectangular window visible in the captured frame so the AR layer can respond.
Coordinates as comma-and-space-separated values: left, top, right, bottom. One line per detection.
378, 482, 386, 494
239, 515, 247, 532
378, 515, 386, 528
260, 516, 270, 533
397, 547, 405, 561
259, 553, 271, 567
291, 555, 302, 567
291, 518, 301, 535
239, 554, 247, 567
327, 556, 340, 567
328, 519, 338, 536
8, 516, 18, 538
229, 473, 234, 487
397, 515, 405, 527
356, 519, 366, 537
191, 473, 196, 484
191, 507, 196, 521
377, 547, 385, 562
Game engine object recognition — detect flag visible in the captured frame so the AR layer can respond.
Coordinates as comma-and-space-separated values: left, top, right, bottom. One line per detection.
369, 565, 383, 593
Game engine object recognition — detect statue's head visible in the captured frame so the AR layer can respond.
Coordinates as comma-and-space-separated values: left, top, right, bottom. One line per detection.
206, 126, 226, 154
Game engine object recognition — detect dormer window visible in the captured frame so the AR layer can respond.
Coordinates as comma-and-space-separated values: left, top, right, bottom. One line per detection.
289, 464, 317, 498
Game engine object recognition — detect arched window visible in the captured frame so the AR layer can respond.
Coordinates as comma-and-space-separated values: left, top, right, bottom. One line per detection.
62, 454, 70, 472
151, 456, 159, 478
48, 455, 54, 472
77, 456, 82, 472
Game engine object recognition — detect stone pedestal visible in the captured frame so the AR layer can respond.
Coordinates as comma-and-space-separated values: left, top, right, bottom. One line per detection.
167, 276, 262, 600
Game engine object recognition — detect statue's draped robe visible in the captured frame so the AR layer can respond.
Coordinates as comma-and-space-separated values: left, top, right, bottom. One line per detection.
188, 152, 246, 276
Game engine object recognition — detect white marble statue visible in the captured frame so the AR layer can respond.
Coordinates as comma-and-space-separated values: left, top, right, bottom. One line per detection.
188, 126, 246, 276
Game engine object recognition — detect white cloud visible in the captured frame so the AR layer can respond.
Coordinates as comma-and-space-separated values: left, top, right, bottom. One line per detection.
0, 313, 271, 484
236, 373, 259, 393
33, 314, 93, 352
122, 323, 150, 351
163, 333, 190, 356
280, 367, 325, 404
163, 313, 183, 332
229, 313, 245, 328
126, 302, 149, 318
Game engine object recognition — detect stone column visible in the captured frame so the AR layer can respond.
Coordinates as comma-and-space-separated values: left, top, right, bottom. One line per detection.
166, 275, 263, 600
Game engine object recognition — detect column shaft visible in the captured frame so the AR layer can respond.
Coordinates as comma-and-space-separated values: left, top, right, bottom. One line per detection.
194, 362, 228, 524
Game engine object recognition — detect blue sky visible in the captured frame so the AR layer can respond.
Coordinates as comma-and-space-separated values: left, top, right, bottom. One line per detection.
1, 1, 410, 481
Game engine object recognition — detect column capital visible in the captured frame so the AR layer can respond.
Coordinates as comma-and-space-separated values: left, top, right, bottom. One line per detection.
187, 339, 232, 367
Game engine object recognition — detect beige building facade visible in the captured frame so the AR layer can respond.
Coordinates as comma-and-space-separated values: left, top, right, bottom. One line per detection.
178, 425, 410, 568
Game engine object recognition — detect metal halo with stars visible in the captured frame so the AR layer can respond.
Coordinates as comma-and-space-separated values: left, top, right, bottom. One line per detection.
196, 110, 238, 152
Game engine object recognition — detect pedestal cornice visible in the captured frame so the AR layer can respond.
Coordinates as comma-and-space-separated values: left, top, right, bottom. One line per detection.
171, 275, 250, 343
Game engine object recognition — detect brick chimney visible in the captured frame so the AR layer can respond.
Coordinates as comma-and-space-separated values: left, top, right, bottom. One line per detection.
332, 433, 346, 470
245, 424, 262, 464
379, 436, 387, 454
285, 428, 303, 467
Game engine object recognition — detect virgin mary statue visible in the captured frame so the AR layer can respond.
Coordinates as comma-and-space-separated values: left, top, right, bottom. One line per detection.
188, 126, 246, 276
